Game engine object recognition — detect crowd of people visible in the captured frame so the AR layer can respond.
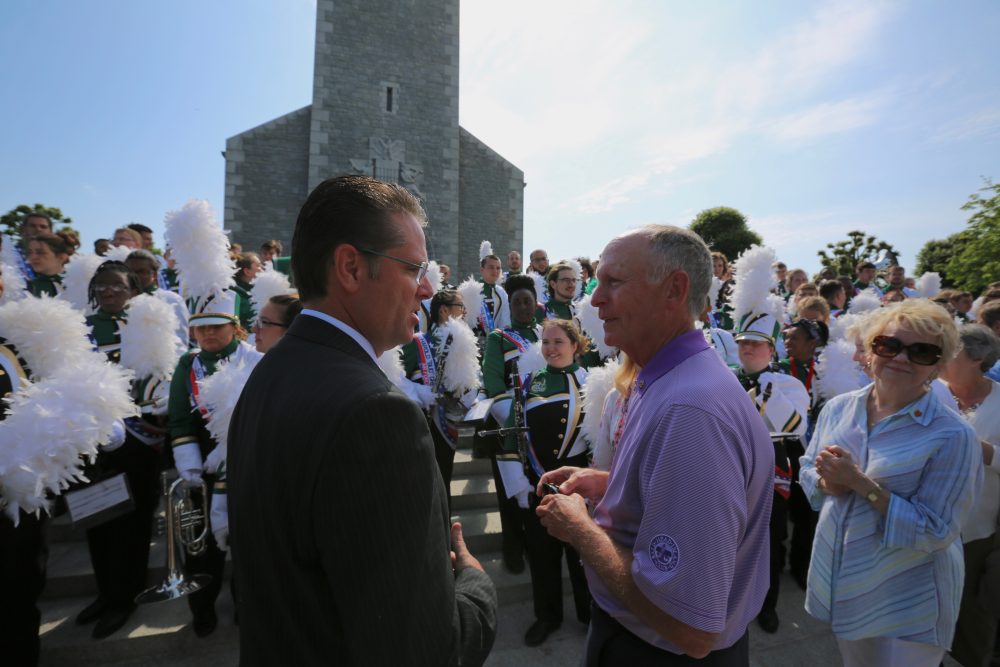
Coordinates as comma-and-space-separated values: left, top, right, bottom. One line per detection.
1, 178, 999, 667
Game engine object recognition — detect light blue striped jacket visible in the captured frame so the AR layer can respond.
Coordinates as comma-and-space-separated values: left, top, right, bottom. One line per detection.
799, 385, 982, 648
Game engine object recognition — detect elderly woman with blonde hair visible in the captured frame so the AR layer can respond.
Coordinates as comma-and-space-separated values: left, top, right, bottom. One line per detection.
799, 299, 982, 667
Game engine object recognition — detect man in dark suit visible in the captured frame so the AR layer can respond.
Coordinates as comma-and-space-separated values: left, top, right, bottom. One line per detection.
228, 176, 497, 666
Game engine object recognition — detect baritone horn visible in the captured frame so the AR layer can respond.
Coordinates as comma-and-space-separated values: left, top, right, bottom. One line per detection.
135, 471, 213, 604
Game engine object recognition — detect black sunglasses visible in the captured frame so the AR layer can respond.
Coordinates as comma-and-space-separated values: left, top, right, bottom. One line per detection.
871, 335, 942, 366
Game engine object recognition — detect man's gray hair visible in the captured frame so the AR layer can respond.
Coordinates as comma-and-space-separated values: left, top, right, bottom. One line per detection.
641, 224, 713, 319
959, 323, 1000, 373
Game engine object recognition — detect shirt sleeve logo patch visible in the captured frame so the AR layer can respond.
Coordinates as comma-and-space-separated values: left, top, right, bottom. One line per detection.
649, 534, 679, 573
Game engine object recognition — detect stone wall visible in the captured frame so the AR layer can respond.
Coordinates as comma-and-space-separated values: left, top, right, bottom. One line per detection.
308, 0, 461, 273
457, 127, 525, 280
224, 105, 311, 253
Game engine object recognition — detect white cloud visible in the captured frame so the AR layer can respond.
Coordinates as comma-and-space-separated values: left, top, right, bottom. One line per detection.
932, 107, 1000, 143
765, 93, 888, 144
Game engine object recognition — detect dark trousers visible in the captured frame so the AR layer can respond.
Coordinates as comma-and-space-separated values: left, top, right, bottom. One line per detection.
486, 419, 525, 558
786, 439, 817, 580
762, 490, 788, 613
84, 437, 160, 611
586, 603, 749, 666
0, 510, 47, 666
185, 475, 228, 619
430, 422, 456, 511
523, 496, 591, 625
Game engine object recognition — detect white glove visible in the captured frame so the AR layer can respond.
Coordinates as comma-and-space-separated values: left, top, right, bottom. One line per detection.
179, 468, 204, 488
401, 378, 438, 410
498, 460, 533, 509
514, 488, 530, 509
211, 493, 229, 551
99, 420, 127, 452
174, 443, 204, 487
204, 445, 227, 475
460, 388, 479, 409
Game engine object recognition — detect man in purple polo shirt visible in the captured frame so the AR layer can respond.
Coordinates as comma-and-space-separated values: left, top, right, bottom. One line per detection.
537, 225, 772, 665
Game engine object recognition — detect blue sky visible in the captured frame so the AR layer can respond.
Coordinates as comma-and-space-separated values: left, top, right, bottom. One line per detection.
2, 0, 998, 275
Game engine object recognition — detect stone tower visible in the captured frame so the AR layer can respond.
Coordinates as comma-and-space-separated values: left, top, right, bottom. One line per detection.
224, 0, 524, 280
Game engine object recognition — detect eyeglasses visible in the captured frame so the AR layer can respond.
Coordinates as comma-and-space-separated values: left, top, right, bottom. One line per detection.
94, 284, 130, 294
254, 318, 287, 331
556, 277, 578, 284
447, 302, 467, 312
357, 247, 429, 285
871, 335, 942, 366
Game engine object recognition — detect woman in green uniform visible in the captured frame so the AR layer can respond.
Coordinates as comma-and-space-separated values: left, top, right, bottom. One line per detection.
500, 318, 592, 647
78, 261, 163, 639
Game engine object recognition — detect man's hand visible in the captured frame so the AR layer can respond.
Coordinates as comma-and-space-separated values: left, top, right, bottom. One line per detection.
537, 466, 609, 504
536, 493, 593, 546
450, 522, 484, 573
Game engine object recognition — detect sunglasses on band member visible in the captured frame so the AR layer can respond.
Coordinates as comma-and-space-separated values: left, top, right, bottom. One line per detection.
870, 335, 942, 366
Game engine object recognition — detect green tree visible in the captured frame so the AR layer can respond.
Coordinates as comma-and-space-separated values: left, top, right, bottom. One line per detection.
945, 179, 1000, 294
816, 230, 898, 277
689, 206, 762, 261
915, 232, 968, 288
1, 203, 73, 242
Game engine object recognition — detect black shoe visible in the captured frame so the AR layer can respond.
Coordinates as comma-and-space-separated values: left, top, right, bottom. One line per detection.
193, 609, 218, 638
757, 608, 779, 634
503, 547, 525, 574
792, 570, 808, 591
76, 597, 108, 625
92, 607, 133, 639
524, 619, 560, 647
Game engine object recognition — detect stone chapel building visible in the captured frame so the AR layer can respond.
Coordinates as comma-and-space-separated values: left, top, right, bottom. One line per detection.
223, 0, 524, 279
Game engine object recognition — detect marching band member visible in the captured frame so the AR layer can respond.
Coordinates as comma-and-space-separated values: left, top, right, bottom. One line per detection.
125, 249, 190, 350
730, 244, 810, 635
534, 261, 578, 322
498, 319, 592, 647
79, 261, 180, 639
232, 252, 262, 331
458, 240, 509, 348
0, 268, 136, 662
164, 198, 263, 637
26, 232, 73, 297
401, 289, 480, 505
480, 274, 545, 574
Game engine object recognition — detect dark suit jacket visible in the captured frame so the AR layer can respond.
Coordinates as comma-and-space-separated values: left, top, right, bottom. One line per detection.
229, 314, 496, 666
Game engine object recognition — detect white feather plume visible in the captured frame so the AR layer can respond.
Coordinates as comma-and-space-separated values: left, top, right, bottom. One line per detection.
437, 316, 480, 394
815, 339, 866, 401
0, 236, 28, 302
576, 292, 615, 359
517, 340, 547, 377
579, 357, 620, 448
457, 277, 484, 329
709, 276, 723, 312
730, 245, 778, 324
916, 272, 942, 298
479, 240, 494, 261
103, 245, 133, 263
58, 253, 108, 313
532, 272, 548, 303
376, 346, 407, 390
163, 199, 235, 298
0, 295, 96, 378
198, 355, 262, 471
249, 269, 293, 316
848, 288, 882, 315
969, 296, 983, 321
0, 296, 137, 521
426, 261, 442, 293
118, 293, 180, 380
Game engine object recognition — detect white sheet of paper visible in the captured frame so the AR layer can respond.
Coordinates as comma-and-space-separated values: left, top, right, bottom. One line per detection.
65, 473, 131, 524
464, 398, 494, 422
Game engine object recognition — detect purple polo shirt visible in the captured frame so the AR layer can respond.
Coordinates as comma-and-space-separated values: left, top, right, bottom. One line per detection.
588, 329, 772, 653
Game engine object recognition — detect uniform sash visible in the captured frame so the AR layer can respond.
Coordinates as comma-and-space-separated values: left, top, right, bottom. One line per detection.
189, 355, 211, 419
414, 333, 458, 447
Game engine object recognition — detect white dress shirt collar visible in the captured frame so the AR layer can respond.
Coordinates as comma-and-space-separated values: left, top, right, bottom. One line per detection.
301, 309, 377, 363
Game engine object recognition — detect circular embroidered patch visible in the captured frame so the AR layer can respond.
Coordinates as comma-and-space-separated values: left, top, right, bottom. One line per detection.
649, 534, 680, 573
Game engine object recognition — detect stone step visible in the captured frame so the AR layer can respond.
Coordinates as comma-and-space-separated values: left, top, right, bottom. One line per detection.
450, 474, 497, 510
453, 448, 492, 476
451, 507, 504, 554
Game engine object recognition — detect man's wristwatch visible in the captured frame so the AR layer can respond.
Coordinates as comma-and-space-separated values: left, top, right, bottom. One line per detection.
865, 482, 882, 503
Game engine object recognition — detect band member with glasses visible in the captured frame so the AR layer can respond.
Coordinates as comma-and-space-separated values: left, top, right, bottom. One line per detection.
498, 319, 592, 647
800, 299, 982, 667
26, 232, 74, 297
78, 261, 162, 639
401, 289, 476, 506
535, 262, 578, 322
253, 294, 303, 354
